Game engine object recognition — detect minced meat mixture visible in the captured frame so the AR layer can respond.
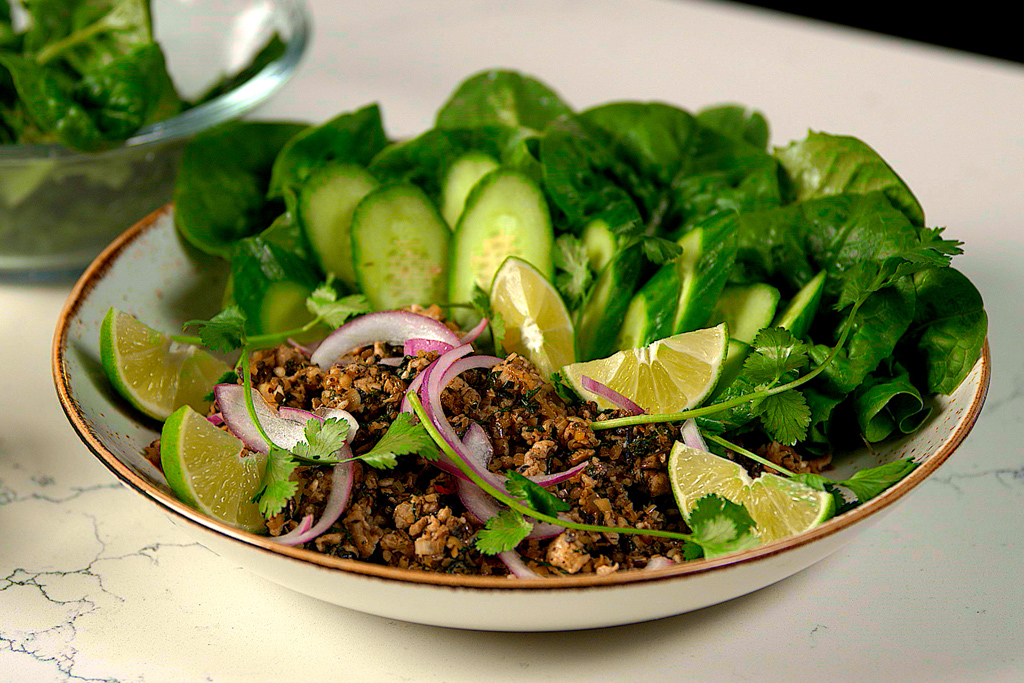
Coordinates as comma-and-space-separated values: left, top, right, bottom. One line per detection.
148, 309, 830, 577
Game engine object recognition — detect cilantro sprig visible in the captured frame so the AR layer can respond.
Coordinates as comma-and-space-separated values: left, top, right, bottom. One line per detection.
176, 276, 370, 353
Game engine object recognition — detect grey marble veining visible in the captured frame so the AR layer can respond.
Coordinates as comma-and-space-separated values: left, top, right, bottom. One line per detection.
3, 0, 1024, 680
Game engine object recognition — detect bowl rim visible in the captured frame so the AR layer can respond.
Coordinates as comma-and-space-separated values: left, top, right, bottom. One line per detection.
51, 205, 992, 591
0, 0, 310, 161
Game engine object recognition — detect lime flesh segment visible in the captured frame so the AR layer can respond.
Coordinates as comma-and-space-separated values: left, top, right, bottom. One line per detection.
490, 256, 575, 378
100, 308, 232, 421
562, 324, 727, 414
668, 442, 833, 544
161, 406, 267, 533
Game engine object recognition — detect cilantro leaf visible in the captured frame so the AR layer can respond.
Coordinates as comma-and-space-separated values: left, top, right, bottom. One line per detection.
792, 458, 918, 510
291, 417, 349, 462
743, 327, 809, 386
753, 389, 811, 445
681, 541, 705, 561
256, 446, 299, 518
553, 234, 593, 309
475, 509, 532, 554
549, 370, 581, 404
489, 311, 507, 354
839, 458, 918, 503
183, 305, 247, 353
306, 281, 371, 328
505, 471, 570, 517
358, 413, 438, 470
685, 494, 759, 559
639, 235, 682, 264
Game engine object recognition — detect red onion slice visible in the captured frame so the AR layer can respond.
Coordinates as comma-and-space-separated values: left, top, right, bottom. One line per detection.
458, 317, 490, 345
206, 412, 224, 427
286, 337, 320, 358
498, 550, 543, 579
404, 337, 455, 357
310, 311, 460, 369
680, 419, 708, 452
581, 375, 645, 415
271, 461, 355, 546
644, 556, 675, 571
216, 385, 358, 458
456, 478, 565, 541
215, 385, 308, 453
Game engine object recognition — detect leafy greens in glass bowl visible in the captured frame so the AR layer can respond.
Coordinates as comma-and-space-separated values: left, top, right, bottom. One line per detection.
0, 0, 309, 278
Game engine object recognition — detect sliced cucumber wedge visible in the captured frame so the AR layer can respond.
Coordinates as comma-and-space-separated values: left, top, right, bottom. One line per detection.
773, 270, 826, 339
575, 244, 644, 361
615, 263, 680, 351
448, 168, 554, 321
298, 163, 379, 288
710, 282, 781, 344
581, 218, 619, 273
671, 213, 737, 334
351, 183, 450, 311
441, 151, 500, 227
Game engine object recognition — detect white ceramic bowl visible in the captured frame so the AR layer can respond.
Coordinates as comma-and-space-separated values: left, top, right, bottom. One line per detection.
52, 206, 990, 631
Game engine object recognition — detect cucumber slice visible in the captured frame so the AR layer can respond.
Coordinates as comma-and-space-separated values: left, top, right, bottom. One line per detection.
773, 270, 826, 339
351, 183, 450, 311
441, 151, 499, 227
231, 236, 319, 335
615, 263, 680, 350
298, 163, 379, 287
581, 218, 619, 273
710, 283, 781, 344
575, 244, 644, 361
671, 213, 736, 334
448, 169, 554, 321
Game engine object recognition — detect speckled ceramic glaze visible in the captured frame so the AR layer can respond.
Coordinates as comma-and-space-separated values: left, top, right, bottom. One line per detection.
52, 206, 990, 631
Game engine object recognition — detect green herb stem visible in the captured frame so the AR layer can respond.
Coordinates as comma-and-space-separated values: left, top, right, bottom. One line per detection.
238, 346, 279, 450
704, 434, 795, 477
592, 300, 865, 432
172, 317, 324, 350
407, 392, 697, 545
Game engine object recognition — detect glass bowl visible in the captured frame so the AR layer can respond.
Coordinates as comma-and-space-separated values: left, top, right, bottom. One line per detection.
0, 0, 310, 279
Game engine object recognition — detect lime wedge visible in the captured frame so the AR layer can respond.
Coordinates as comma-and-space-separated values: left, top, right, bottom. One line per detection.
668, 442, 833, 544
562, 324, 727, 414
100, 308, 231, 421
161, 406, 267, 533
490, 256, 575, 378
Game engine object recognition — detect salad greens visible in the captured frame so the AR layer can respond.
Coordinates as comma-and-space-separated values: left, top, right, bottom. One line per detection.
173, 68, 986, 460
0, 0, 286, 150
168, 69, 986, 557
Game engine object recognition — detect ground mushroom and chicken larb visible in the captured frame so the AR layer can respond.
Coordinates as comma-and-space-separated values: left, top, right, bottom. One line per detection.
148, 307, 831, 577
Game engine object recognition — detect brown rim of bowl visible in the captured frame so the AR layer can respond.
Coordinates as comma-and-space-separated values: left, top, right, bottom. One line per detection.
52, 203, 992, 591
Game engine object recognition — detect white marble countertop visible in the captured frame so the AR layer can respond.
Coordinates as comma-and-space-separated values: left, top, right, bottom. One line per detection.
2, 0, 1023, 680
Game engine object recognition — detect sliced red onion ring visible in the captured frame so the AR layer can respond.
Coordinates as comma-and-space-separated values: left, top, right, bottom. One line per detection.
644, 556, 675, 571
206, 412, 224, 427
216, 385, 358, 458
404, 337, 455, 357
310, 311, 460, 369
216, 385, 308, 453
287, 337, 320, 358
498, 550, 543, 579
581, 375, 645, 415
457, 477, 567, 540
458, 317, 490, 345
379, 357, 404, 367
680, 418, 708, 452
271, 461, 355, 546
